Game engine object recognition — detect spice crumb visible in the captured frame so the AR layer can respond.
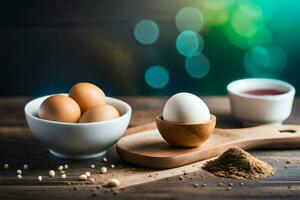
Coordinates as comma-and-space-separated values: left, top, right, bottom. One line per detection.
202, 183, 206, 187
86, 171, 91, 177
286, 161, 291, 164
79, 174, 88, 180
100, 167, 107, 174
179, 176, 184, 181
106, 179, 120, 188
226, 187, 232, 191
193, 183, 199, 188
49, 170, 55, 177
239, 182, 244, 186
218, 183, 224, 187
228, 183, 234, 186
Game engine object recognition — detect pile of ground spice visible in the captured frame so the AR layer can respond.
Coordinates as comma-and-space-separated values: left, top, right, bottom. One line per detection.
202, 147, 274, 179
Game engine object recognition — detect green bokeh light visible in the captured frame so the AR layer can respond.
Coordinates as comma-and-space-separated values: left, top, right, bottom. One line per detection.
175, 7, 204, 32
230, 3, 264, 38
226, 25, 272, 49
145, 66, 169, 89
176, 31, 204, 57
185, 54, 210, 79
244, 46, 286, 77
134, 20, 160, 45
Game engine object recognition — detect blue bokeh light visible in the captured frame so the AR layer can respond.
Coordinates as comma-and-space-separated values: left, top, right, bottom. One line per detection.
176, 31, 204, 57
185, 54, 210, 78
134, 20, 160, 45
144, 66, 169, 89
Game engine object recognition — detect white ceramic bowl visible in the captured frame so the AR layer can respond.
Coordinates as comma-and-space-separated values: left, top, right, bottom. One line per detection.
25, 94, 131, 159
227, 78, 295, 125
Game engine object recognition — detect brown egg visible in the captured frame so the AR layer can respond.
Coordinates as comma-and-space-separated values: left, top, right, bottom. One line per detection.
79, 104, 120, 123
39, 95, 81, 123
69, 82, 106, 113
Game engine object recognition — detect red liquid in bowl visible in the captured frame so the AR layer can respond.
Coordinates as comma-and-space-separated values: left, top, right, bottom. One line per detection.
243, 89, 287, 96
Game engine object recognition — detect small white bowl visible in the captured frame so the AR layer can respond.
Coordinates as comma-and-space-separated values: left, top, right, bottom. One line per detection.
227, 78, 295, 125
25, 94, 131, 159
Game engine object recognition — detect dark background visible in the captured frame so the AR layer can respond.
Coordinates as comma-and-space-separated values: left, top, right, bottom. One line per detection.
1, 0, 299, 97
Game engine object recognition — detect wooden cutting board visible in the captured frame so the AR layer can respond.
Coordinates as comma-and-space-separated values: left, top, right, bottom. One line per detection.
117, 123, 300, 169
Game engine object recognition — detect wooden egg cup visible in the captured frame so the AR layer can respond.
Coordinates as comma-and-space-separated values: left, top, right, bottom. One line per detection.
155, 114, 216, 148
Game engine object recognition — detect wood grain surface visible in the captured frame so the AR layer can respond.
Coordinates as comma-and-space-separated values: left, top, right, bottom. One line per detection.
0, 96, 300, 200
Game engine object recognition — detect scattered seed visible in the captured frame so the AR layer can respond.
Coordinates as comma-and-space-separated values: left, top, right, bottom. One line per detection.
226, 187, 232, 191
202, 183, 206, 187
193, 183, 199, 188
114, 191, 119, 195
17, 169, 22, 175
106, 178, 120, 188
58, 165, 64, 171
17, 175, 22, 179
60, 170, 66, 174
148, 174, 152, 177
49, 170, 55, 177
61, 174, 67, 179
38, 176, 42, 182
64, 164, 69, 170
228, 183, 234, 186
86, 171, 91, 177
239, 182, 244, 186
102, 157, 108, 162
100, 167, 107, 174
92, 193, 97, 197
68, 182, 71, 185
288, 186, 292, 189
79, 174, 88, 180
286, 161, 291, 164
90, 164, 95, 169
179, 176, 184, 181
73, 186, 78, 191
96, 186, 100, 189
4, 164, 9, 169
218, 183, 224, 187
23, 164, 28, 170
111, 164, 115, 168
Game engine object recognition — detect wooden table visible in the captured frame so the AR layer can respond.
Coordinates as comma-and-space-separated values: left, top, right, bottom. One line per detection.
1, 96, 300, 199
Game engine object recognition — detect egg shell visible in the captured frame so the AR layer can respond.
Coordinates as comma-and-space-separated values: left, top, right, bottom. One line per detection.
163, 92, 210, 123
69, 82, 106, 113
39, 95, 81, 123
79, 104, 120, 123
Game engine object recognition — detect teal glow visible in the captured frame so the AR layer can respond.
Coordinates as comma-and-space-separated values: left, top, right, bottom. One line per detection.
145, 66, 169, 89
185, 54, 210, 78
244, 46, 286, 77
176, 31, 204, 57
175, 7, 204, 32
134, 20, 159, 45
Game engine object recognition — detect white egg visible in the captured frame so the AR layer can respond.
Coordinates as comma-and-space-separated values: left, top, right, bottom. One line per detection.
163, 93, 210, 123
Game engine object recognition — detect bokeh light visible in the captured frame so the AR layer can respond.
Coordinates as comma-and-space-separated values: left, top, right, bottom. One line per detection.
144, 66, 169, 89
175, 7, 204, 32
185, 54, 210, 79
176, 31, 204, 57
134, 20, 160, 45
244, 46, 286, 77
200, 0, 235, 26
226, 26, 272, 49
230, 3, 264, 38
